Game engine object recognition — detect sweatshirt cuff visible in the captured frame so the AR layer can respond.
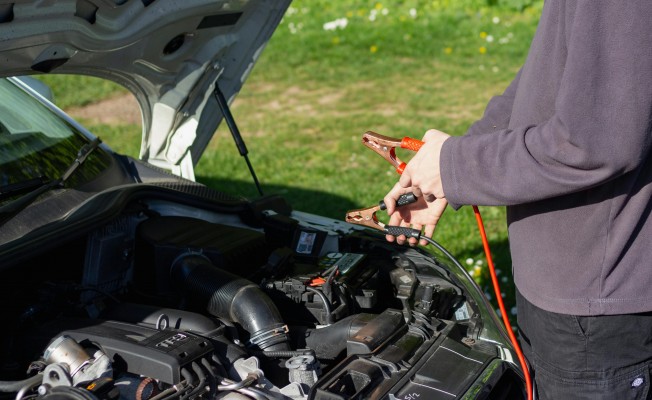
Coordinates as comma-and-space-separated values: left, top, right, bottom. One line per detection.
440, 135, 463, 210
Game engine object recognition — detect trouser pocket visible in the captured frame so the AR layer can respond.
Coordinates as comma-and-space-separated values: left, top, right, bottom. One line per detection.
535, 361, 651, 400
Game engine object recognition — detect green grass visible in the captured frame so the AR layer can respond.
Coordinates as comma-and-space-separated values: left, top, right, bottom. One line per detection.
38, 75, 127, 109
40, 0, 543, 322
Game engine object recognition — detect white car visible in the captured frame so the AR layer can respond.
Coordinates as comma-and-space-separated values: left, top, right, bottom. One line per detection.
0, 1, 525, 399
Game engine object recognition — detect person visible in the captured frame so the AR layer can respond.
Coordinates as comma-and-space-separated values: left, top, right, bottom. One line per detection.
382, 2, 652, 399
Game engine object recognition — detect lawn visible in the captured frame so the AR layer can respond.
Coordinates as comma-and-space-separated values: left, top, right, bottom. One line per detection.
38, 0, 543, 321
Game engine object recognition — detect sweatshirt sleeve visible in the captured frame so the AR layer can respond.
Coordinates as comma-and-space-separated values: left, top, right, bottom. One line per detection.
441, 2, 652, 207
464, 67, 522, 137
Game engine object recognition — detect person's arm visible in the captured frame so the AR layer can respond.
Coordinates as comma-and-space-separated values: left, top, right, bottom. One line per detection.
441, 2, 652, 207
465, 67, 522, 137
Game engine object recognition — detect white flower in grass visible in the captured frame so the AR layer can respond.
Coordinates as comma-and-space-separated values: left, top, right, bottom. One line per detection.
323, 18, 348, 31
492, 16, 500, 24
409, 8, 417, 18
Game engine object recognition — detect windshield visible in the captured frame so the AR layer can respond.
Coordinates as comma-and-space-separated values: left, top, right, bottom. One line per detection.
0, 78, 111, 204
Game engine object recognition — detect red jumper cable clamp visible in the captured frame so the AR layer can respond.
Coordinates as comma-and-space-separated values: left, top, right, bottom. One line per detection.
345, 193, 419, 238
361, 131, 424, 174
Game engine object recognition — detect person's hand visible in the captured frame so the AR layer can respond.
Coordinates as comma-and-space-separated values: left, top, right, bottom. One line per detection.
398, 129, 451, 200
382, 128, 451, 246
383, 183, 448, 246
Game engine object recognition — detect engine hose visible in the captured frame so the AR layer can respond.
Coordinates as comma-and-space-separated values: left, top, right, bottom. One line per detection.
192, 362, 206, 384
171, 255, 290, 351
180, 362, 206, 400
147, 379, 188, 400
218, 373, 258, 391
14, 374, 43, 400
200, 358, 219, 395
180, 368, 194, 395
292, 313, 375, 360
306, 287, 333, 323
251, 349, 315, 359
0, 374, 42, 393
234, 387, 269, 400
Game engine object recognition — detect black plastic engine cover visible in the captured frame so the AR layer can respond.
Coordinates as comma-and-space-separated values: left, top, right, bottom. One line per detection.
57, 321, 214, 384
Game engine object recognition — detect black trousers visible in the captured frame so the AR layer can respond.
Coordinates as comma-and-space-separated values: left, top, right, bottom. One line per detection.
516, 289, 652, 400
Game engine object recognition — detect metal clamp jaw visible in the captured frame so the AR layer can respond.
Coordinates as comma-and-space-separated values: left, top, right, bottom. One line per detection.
362, 131, 423, 174
345, 193, 419, 237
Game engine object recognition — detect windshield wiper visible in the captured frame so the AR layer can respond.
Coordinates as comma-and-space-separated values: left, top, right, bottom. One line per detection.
0, 137, 102, 226
0, 176, 49, 202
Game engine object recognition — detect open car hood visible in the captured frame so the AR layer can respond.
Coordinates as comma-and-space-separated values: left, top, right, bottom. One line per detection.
0, 0, 290, 179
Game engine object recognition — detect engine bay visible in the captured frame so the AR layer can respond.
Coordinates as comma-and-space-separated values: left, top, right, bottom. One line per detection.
0, 193, 524, 400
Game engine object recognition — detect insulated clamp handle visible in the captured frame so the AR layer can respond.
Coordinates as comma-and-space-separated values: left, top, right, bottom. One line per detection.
395, 137, 424, 174
384, 226, 421, 239
379, 192, 417, 211
400, 137, 424, 152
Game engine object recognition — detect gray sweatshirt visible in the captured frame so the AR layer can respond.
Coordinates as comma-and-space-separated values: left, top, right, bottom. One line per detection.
440, 0, 652, 315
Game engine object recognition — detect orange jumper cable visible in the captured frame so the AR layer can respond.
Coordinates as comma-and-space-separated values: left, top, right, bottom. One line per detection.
353, 130, 533, 400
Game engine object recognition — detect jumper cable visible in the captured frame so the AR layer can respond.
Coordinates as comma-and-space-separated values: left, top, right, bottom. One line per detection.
353, 130, 533, 400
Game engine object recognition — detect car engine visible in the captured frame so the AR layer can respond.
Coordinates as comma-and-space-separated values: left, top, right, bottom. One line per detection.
0, 187, 524, 400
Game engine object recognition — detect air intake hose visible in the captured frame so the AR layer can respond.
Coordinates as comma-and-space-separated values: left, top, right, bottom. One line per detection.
292, 313, 375, 360
171, 254, 290, 351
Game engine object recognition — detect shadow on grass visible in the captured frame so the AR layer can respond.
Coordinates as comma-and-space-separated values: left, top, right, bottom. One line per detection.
196, 176, 360, 220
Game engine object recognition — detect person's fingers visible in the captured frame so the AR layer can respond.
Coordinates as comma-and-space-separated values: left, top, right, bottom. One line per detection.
395, 219, 411, 245
385, 212, 403, 243
384, 182, 405, 215
433, 198, 448, 217
409, 223, 422, 246
422, 128, 447, 141
410, 187, 422, 199
389, 211, 403, 226
420, 223, 435, 246
423, 223, 436, 239
398, 170, 412, 188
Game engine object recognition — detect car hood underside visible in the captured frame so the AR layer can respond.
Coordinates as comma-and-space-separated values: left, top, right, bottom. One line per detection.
0, 0, 290, 178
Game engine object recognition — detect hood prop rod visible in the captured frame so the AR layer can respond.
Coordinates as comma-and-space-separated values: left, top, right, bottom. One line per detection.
213, 84, 264, 197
